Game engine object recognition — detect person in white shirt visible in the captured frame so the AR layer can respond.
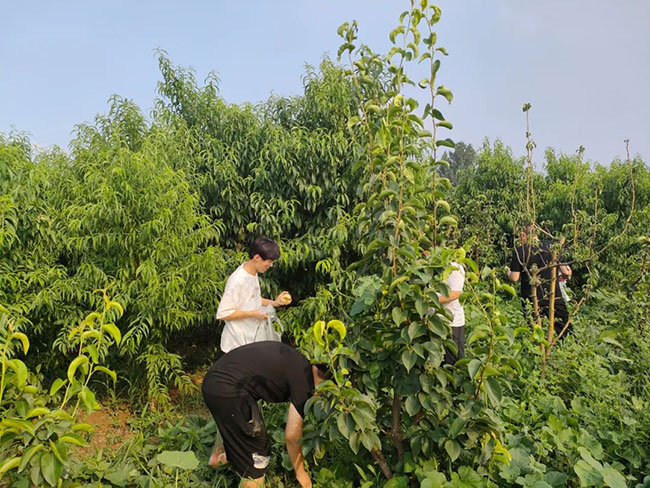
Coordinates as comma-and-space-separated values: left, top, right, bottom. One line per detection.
217, 236, 291, 353
438, 261, 465, 364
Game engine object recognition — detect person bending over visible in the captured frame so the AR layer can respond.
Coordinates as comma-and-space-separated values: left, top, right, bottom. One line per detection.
201, 341, 329, 488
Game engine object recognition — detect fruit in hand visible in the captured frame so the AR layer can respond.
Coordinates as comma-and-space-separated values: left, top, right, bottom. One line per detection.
280, 293, 292, 305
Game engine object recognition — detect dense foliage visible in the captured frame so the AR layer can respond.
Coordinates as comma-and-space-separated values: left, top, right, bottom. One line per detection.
1, 1, 649, 486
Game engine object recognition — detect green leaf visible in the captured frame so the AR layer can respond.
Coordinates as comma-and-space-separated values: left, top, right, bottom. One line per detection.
104, 464, 132, 486
499, 283, 517, 297
574, 460, 603, 486
599, 329, 622, 347
156, 450, 199, 470
84, 343, 99, 363
389, 276, 409, 292
545, 472, 568, 488
405, 395, 420, 416
436, 138, 456, 149
67, 355, 89, 383
81, 330, 100, 341
468, 359, 482, 379
49, 409, 74, 422
408, 322, 423, 341
401, 350, 417, 372
71, 423, 95, 433
436, 85, 454, 103
485, 377, 502, 406
49, 378, 66, 396
313, 321, 325, 346
449, 417, 467, 438
347, 115, 362, 128
389, 26, 404, 44
360, 431, 380, 452
392, 307, 406, 326
106, 301, 124, 317
444, 439, 461, 462
326, 320, 346, 341
1, 418, 35, 436
0, 457, 21, 475
59, 433, 88, 446
439, 215, 457, 227
10, 332, 29, 355
95, 366, 117, 383
102, 323, 122, 345
384, 476, 409, 488
435, 199, 451, 212
421, 473, 448, 487
79, 386, 98, 412
602, 467, 626, 488
49, 440, 66, 464
40, 452, 63, 486
26, 407, 50, 419
18, 445, 44, 472
6, 359, 28, 389
337, 412, 352, 439
468, 329, 488, 345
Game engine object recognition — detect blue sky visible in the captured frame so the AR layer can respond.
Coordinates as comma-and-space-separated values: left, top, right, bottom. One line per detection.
1, 1, 648, 165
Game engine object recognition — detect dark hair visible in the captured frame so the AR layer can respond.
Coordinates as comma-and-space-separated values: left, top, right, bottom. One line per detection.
249, 236, 281, 260
313, 363, 332, 381
521, 221, 534, 233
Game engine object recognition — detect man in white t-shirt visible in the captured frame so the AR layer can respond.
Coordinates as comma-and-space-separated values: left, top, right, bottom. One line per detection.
217, 236, 291, 353
438, 261, 465, 364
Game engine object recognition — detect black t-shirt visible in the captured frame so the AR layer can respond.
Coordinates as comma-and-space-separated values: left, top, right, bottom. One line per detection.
203, 341, 314, 418
510, 243, 561, 302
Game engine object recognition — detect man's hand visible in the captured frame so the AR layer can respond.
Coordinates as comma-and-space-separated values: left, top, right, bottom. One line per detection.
296, 471, 312, 488
274, 291, 292, 307
249, 310, 269, 321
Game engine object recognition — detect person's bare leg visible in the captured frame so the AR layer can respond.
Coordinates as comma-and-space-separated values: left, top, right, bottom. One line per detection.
208, 436, 227, 467
241, 476, 264, 487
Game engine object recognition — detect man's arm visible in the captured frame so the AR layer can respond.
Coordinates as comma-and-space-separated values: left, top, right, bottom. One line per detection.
508, 246, 524, 282
559, 264, 572, 279
507, 270, 520, 282
219, 309, 268, 322
217, 278, 268, 321
438, 290, 462, 304
285, 403, 311, 488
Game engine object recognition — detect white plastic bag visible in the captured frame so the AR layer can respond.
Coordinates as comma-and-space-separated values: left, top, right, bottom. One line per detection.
253, 305, 282, 342
558, 278, 571, 302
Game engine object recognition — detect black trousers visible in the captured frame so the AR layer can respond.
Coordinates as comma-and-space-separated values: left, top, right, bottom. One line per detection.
524, 298, 570, 339
444, 326, 465, 364
201, 386, 270, 479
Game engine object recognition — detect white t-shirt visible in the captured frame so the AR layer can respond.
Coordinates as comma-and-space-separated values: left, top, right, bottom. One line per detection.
216, 264, 264, 353
442, 262, 465, 327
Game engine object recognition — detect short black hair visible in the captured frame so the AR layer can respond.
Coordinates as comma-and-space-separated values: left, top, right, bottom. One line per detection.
313, 363, 332, 381
521, 221, 534, 233
249, 236, 281, 260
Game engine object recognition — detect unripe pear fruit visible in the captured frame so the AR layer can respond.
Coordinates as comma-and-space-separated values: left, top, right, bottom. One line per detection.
280, 293, 292, 305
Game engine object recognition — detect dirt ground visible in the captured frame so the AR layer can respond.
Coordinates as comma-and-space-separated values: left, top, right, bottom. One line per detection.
77, 407, 133, 458
75, 371, 210, 457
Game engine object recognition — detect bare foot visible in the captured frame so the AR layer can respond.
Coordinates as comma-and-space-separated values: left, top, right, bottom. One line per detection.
209, 446, 228, 467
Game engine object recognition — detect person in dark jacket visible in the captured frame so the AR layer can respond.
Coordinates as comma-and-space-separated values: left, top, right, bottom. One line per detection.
507, 223, 572, 337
